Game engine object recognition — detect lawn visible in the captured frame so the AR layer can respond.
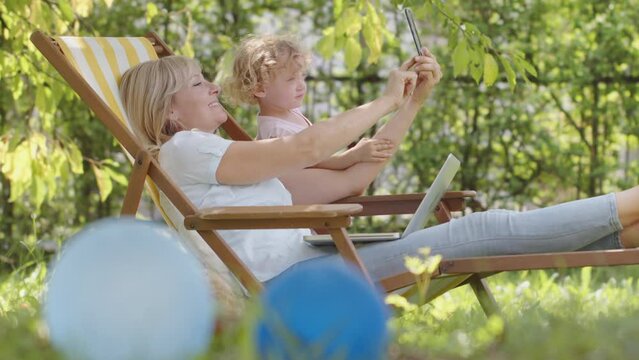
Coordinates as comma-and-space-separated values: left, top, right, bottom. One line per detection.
3, 263, 639, 359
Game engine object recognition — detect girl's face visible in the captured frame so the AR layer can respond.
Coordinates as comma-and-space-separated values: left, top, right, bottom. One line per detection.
256, 58, 307, 111
171, 72, 227, 132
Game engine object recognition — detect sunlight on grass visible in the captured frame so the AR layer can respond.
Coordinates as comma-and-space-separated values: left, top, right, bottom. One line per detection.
4, 264, 639, 359
391, 267, 639, 359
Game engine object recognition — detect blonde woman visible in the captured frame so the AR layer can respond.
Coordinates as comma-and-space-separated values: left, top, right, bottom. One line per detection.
119, 54, 639, 284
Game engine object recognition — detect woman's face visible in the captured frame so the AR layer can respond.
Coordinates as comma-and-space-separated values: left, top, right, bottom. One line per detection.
171, 72, 227, 132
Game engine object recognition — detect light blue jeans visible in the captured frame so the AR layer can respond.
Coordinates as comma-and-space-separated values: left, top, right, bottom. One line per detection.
273, 193, 623, 282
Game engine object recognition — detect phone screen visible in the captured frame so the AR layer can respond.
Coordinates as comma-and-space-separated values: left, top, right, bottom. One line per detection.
403, 8, 423, 56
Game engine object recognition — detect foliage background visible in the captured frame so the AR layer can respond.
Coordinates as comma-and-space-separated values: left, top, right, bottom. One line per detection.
1, 0, 639, 358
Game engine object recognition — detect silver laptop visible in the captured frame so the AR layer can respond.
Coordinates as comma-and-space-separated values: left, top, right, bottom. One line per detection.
304, 154, 461, 245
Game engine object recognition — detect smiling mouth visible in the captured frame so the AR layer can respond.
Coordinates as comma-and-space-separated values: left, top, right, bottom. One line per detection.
209, 101, 220, 108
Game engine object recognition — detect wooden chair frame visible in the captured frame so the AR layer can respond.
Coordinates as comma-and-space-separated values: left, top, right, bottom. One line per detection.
32, 30, 639, 317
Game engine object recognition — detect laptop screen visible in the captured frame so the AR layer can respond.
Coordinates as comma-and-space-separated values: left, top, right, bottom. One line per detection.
401, 154, 461, 238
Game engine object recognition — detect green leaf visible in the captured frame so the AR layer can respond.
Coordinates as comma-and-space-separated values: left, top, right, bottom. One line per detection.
521, 57, 538, 77
452, 38, 469, 77
499, 55, 517, 91
512, 56, 530, 83
74, 0, 93, 18
91, 163, 112, 202
336, 7, 361, 36
31, 161, 46, 210
469, 46, 484, 84
66, 142, 84, 174
333, 0, 343, 17
10, 75, 24, 100
0, 138, 7, 161
344, 37, 362, 72
447, 27, 459, 52
363, 16, 382, 64
35, 85, 53, 114
146, 2, 159, 25
334, 34, 346, 50
366, 2, 382, 26
483, 53, 499, 86
51, 147, 67, 181
316, 27, 336, 59
29, 0, 44, 27
6, 142, 32, 202
57, 0, 74, 22
104, 166, 128, 186
480, 34, 493, 48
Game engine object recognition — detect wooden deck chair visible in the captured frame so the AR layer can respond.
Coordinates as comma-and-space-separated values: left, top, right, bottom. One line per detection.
29, 29, 484, 301
32, 30, 639, 318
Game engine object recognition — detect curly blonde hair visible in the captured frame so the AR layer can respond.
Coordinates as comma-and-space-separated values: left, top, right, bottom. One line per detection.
222, 34, 310, 106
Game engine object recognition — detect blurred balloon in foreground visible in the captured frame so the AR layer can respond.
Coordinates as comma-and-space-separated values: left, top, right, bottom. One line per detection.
44, 218, 215, 360
256, 261, 389, 360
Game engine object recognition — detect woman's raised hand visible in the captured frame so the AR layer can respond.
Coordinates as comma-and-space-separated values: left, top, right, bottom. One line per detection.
381, 68, 418, 110
407, 47, 442, 105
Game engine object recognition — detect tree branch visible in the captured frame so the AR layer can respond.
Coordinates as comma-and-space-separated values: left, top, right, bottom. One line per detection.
549, 90, 591, 149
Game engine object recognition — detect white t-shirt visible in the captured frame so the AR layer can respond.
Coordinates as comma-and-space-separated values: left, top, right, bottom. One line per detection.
257, 108, 312, 140
158, 130, 326, 282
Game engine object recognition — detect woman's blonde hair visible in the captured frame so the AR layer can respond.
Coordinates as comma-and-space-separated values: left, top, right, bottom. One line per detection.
118, 55, 201, 157
222, 34, 310, 106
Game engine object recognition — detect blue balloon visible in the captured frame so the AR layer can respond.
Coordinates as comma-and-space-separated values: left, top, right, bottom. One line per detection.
256, 262, 389, 360
44, 218, 215, 360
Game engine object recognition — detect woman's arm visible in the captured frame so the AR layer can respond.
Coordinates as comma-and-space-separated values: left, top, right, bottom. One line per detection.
216, 68, 418, 185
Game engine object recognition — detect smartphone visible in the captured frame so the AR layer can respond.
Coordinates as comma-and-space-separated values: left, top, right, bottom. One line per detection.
403, 8, 424, 56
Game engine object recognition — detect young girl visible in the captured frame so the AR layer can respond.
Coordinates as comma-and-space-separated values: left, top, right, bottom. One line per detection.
223, 35, 396, 204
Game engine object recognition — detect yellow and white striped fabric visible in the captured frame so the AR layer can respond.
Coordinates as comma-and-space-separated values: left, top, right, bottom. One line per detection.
55, 36, 176, 225
56, 36, 245, 296
55, 36, 158, 127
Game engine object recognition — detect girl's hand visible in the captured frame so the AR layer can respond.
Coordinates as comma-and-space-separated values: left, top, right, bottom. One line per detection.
381, 68, 418, 110
350, 138, 394, 163
408, 47, 443, 105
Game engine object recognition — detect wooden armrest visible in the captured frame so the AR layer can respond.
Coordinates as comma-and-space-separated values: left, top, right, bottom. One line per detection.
333, 191, 477, 216
184, 203, 372, 284
184, 204, 362, 230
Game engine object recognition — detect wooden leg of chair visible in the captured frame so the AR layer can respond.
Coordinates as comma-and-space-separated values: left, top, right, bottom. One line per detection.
121, 151, 151, 216
419, 274, 473, 303
327, 227, 373, 284
197, 230, 263, 295
469, 275, 500, 317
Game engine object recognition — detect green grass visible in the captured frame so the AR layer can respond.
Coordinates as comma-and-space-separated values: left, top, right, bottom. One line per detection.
3, 264, 639, 359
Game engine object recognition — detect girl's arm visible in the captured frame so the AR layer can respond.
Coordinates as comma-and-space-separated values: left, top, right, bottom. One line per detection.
311, 138, 394, 170
216, 67, 418, 185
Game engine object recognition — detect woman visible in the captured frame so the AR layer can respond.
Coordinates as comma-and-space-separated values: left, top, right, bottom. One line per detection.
119, 52, 639, 284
